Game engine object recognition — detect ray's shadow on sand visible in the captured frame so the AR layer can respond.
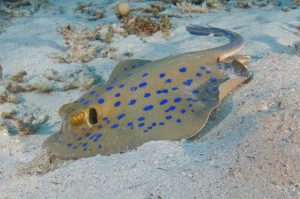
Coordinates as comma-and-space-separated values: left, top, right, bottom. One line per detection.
190, 97, 234, 141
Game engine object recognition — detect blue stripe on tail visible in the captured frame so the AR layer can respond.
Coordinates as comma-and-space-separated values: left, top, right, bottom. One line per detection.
186, 25, 236, 41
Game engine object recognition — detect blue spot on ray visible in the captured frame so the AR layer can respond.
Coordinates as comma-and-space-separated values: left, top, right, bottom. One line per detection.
127, 122, 134, 127
115, 93, 121, 97
83, 100, 90, 105
179, 67, 187, 73
159, 122, 165, 125
139, 82, 148, 88
144, 105, 154, 111
129, 99, 136, 105
106, 86, 113, 91
174, 97, 182, 103
142, 72, 148, 77
138, 123, 145, 127
82, 142, 88, 147
159, 73, 165, 78
192, 90, 200, 95
144, 93, 151, 98
180, 109, 186, 114
176, 118, 182, 123
98, 98, 105, 104
102, 117, 108, 121
138, 116, 145, 121
111, 124, 119, 129
172, 87, 178, 91
160, 99, 168, 105
157, 89, 168, 94
201, 66, 206, 70
210, 77, 217, 82
169, 106, 176, 111
196, 72, 202, 77
114, 101, 121, 107
131, 86, 138, 91
117, 113, 126, 120
119, 84, 125, 88
166, 115, 172, 120
85, 132, 91, 137
183, 79, 193, 86
212, 86, 218, 91
165, 79, 172, 83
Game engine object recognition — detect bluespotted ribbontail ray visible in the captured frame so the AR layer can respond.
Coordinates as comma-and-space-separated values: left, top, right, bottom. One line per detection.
43, 25, 252, 159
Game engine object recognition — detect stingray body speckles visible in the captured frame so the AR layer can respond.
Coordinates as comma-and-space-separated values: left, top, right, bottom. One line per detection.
43, 26, 251, 159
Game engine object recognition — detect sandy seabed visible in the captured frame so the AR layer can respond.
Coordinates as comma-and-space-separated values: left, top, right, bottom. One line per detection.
0, 1, 299, 198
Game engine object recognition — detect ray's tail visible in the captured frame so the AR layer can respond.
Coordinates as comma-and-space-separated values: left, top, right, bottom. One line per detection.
186, 25, 244, 62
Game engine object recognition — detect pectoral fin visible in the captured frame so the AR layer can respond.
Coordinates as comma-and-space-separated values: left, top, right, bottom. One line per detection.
107, 59, 151, 83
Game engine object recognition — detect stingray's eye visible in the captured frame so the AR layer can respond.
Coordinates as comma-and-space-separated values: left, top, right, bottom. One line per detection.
70, 111, 86, 125
88, 107, 98, 126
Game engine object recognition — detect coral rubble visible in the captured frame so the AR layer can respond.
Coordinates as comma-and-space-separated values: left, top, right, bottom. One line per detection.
0, 109, 48, 135
236, 0, 282, 8
75, 2, 105, 21
53, 25, 102, 63
176, 2, 208, 13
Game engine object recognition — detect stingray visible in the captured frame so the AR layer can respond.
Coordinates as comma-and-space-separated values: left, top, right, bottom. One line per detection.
43, 25, 252, 159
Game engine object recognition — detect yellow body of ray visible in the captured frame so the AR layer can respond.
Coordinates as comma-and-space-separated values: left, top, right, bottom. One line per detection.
43, 26, 252, 159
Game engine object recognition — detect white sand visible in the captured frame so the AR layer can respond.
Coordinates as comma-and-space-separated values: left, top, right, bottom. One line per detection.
0, 1, 299, 198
